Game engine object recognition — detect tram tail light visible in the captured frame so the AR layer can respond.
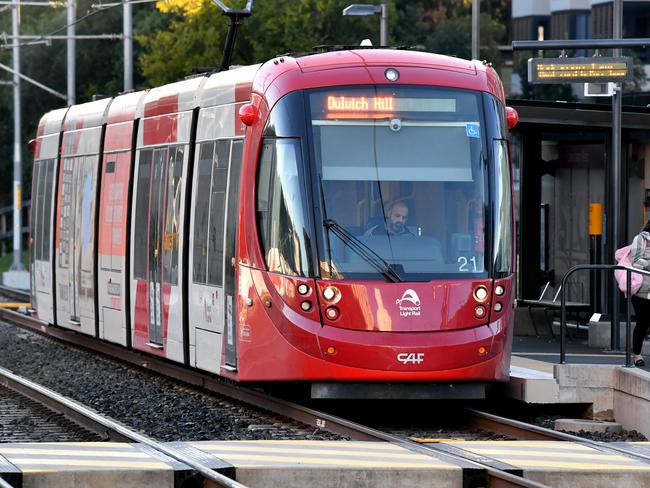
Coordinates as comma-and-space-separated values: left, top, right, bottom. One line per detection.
474, 305, 486, 319
325, 306, 340, 321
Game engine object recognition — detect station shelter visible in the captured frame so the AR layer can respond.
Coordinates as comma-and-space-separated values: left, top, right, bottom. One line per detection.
508, 99, 650, 315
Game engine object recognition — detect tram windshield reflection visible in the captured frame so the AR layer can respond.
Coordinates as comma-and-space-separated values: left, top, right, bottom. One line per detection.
309, 85, 490, 281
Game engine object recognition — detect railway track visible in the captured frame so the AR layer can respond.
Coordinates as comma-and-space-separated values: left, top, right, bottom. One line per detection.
2, 305, 648, 487
0, 307, 551, 487
0, 286, 29, 304
0, 364, 248, 488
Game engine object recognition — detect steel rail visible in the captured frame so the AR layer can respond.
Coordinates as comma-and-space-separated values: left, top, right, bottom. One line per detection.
0, 309, 549, 488
0, 364, 248, 488
468, 409, 650, 464
0, 284, 29, 303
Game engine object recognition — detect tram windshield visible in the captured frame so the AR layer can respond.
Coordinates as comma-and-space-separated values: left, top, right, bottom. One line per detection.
309, 85, 491, 281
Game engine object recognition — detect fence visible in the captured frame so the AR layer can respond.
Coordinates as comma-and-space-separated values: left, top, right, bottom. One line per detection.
0, 200, 30, 256
559, 263, 650, 367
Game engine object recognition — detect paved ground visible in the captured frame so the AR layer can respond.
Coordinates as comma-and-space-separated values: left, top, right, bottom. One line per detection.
512, 334, 649, 370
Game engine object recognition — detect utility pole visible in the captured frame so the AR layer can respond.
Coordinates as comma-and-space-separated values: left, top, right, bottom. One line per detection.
11, 0, 22, 271
67, 0, 74, 105
471, 0, 479, 59
123, 0, 132, 91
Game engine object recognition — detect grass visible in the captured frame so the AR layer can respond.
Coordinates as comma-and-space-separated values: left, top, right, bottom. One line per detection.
0, 251, 29, 275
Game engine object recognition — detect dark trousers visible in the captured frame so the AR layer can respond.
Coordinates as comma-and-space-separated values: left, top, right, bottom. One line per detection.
631, 295, 650, 354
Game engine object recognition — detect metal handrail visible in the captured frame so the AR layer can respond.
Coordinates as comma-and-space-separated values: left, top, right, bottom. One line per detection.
560, 264, 650, 367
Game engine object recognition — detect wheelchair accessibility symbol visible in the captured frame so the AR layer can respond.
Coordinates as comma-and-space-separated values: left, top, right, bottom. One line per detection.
466, 123, 480, 138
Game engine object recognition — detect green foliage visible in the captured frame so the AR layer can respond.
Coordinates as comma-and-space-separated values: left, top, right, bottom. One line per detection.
0, 1, 169, 205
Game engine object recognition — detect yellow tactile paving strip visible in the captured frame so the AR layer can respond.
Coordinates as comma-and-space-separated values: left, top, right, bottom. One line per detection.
191, 440, 459, 469
445, 441, 650, 471
0, 442, 172, 473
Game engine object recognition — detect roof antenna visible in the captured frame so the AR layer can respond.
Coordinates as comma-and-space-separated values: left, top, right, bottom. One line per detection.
212, 0, 253, 71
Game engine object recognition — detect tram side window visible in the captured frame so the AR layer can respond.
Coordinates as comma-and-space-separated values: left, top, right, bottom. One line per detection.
256, 138, 312, 277
192, 142, 214, 284
133, 150, 153, 280
493, 140, 513, 275
163, 146, 184, 285
59, 157, 74, 268
32, 161, 42, 261
42, 159, 55, 261
207, 139, 230, 286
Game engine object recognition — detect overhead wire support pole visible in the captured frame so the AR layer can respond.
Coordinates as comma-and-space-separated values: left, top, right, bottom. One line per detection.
66, 0, 74, 105
471, 0, 479, 59
123, 0, 132, 91
11, 0, 22, 271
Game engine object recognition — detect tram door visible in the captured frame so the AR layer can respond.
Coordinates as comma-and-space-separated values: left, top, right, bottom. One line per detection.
147, 149, 166, 345
56, 155, 100, 335
135, 145, 186, 349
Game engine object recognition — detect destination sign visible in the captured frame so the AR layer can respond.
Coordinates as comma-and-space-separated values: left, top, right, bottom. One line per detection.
528, 56, 633, 84
324, 95, 456, 119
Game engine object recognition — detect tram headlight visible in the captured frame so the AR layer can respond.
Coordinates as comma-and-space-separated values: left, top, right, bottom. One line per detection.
473, 285, 488, 302
297, 283, 310, 296
322, 286, 338, 301
495, 285, 505, 296
385, 68, 400, 82
300, 301, 312, 312
493, 302, 503, 313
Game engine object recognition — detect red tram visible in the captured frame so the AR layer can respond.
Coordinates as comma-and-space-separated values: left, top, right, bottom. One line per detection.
30, 49, 517, 398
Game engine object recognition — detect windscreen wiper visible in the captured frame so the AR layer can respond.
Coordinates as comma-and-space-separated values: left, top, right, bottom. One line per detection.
323, 219, 404, 283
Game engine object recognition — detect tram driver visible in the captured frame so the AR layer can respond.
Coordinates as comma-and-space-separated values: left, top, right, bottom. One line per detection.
365, 201, 414, 236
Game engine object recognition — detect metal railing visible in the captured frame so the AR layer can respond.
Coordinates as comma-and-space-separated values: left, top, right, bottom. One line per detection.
559, 264, 650, 367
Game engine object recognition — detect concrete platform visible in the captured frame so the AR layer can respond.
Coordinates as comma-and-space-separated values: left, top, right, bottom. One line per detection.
508, 353, 650, 437
189, 440, 462, 488
0, 441, 228, 488
442, 440, 650, 488
6, 439, 650, 488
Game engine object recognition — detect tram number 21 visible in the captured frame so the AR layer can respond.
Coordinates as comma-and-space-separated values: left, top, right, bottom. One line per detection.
457, 256, 478, 272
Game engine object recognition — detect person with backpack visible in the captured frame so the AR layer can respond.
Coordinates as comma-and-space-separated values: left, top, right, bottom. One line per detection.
630, 220, 650, 367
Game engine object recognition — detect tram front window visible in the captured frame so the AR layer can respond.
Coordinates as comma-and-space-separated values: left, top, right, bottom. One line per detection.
309, 86, 489, 281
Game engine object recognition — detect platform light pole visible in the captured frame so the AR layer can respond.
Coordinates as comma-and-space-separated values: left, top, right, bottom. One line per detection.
610, 0, 623, 351
342, 3, 387, 46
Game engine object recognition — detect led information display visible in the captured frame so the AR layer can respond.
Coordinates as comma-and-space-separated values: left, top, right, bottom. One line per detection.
528, 56, 633, 84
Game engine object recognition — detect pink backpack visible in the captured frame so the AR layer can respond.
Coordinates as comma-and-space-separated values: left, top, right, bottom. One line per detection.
615, 244, 643, 296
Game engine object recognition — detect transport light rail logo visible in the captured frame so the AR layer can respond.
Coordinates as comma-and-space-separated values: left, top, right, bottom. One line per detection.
396, 289, 421, 317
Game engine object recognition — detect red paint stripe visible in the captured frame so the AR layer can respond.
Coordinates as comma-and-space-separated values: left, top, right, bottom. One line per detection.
235, 82, 252, 102
144, 93, 179, 118
142, 116, 178, 146
104, 122, 134, 152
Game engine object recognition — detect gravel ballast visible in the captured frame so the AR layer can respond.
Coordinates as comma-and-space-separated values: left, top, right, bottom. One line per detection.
0, 321, 343, 442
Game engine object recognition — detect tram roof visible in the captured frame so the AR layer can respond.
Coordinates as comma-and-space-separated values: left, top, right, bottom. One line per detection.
36, 107, 68, 138
63, 97, 112, 131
